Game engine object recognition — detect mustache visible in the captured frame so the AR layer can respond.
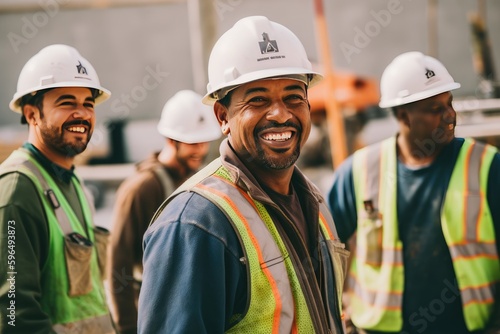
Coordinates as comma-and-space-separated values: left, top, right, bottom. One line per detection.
64, 120, 91, 127
255, 121, 301, 133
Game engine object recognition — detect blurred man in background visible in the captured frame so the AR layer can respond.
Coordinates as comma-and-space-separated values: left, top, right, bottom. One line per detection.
108, 89, 221, 334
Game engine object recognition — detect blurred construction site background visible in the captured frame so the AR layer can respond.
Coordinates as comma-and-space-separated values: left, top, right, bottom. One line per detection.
1, 0, 499, 218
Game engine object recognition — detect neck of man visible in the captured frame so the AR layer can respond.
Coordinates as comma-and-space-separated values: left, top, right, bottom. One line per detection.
255, 167, 294, 195
396, 133, 445, 167
28, 140, 75, 170
157, 146, 187, 178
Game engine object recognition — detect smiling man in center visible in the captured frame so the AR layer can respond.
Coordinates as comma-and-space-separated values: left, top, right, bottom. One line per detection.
138, 16, 349, 333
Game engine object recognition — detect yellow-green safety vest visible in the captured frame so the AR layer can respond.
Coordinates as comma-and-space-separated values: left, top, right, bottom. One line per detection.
0, 149, 114, 333
350, 137, 500, 331
159, 159, 347, 333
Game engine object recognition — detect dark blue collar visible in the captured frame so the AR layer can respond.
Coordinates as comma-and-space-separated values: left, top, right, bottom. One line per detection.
22, 142, 75, 184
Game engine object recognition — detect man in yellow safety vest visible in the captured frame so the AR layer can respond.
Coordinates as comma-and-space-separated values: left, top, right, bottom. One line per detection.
138, 16, 349, 333
328, 51, 500, 333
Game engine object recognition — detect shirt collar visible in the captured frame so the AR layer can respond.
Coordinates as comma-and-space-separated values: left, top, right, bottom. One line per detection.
218, 138, 325, 204
22, 142, 75, 184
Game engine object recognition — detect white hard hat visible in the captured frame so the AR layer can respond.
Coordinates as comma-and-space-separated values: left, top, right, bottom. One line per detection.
10, 44, 111, 113
157, 90, 222, 143
203, 15, 322, 105
379, 51, 461, 108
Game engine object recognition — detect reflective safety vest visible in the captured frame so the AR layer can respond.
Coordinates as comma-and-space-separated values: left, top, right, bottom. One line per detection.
162, 159, 347, 333
0, 149, 114, 333
350, 137, 500, 331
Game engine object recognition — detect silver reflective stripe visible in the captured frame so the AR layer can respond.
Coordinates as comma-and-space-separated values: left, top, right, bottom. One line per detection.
20, 160, 73, 235
364, 142, 403, 267
381, 249, 403, 265
194, 177, 295, 334
465, 141, 486, 241
365, 142, 382, 209
348, 275, 402, 309
53, 314, 115, 333
354, 248, 403, 266
460, 282, 496, 305
5, 151, 95, 235
449, 243, 498, 259
1, 153, 74, 234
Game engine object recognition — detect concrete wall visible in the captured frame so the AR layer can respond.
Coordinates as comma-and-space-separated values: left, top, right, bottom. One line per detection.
1, 0, 499, 162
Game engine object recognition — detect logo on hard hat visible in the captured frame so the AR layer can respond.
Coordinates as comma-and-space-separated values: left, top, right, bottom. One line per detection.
259, 32, 279, 54
76, 61, 88, 75
425, 68, 435, 79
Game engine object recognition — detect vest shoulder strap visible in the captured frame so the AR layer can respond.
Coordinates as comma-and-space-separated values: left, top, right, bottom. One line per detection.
151, 166, 175, 198
149, 158, 222, 225
1, 149, 73, 234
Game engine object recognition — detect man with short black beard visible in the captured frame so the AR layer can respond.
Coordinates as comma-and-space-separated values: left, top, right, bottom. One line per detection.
0, 44, 115, 333
138, 16, 348, 333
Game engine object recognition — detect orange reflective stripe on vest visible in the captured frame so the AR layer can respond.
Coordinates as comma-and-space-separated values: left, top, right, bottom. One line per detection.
159, 159, 346, 333
193, 170, 313, 333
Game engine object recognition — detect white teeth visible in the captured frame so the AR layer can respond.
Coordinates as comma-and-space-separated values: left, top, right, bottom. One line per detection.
68, 126, 85, 133
262, 131, 292, 141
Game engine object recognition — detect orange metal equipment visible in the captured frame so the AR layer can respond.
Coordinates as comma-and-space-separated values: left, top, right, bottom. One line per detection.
313, 0, 348, 169
308, 72, 380, 114
312, 0, 380, 168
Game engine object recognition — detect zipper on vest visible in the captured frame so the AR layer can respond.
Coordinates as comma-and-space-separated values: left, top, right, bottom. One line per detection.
268, 201, 330, 333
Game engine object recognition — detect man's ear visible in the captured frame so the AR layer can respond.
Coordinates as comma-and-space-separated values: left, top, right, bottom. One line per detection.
394, 106, 410, 127
22, 104, 39, 126
214, 102, 230, 135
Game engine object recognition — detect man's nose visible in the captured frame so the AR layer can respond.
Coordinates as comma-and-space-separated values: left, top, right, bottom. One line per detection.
442, 104, 456, 124
266, 101, 292, 123
73, 106, 93, 119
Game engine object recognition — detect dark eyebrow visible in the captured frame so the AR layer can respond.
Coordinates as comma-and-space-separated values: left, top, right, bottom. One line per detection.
243, 87, 268, 98
284, 84, 306, 93
430, 94, 453, 108
54, 95, 95, 103
54, 95, 77, 103
243, 84, 306, 98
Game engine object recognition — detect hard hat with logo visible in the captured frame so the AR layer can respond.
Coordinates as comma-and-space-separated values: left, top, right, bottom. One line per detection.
379, 51, 461, 108
10, 44, 111, 113
203, 15, 322, 105
157, 90, 222, 144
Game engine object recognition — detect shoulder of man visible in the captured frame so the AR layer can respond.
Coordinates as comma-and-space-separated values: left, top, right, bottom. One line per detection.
0, 166, 42, 208
0, 163, 49, 205
146, 158, 222, 227
168, 158, 222, 202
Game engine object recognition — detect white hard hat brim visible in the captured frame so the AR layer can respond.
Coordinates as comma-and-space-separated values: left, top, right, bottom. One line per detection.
9, 82, 111, 113
379, 82, 461, 108
202, 67, 323, 105
158, 126, 222, 144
